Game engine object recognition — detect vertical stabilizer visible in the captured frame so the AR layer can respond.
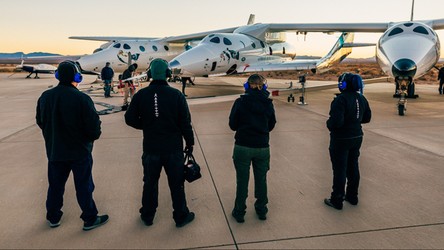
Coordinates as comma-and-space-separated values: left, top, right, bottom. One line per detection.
247, 14, 255, 25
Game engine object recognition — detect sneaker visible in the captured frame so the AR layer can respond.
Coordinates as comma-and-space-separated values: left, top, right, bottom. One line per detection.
48, 219, 61, 228
345, 196, 359, 205
231, 211, 245, 223
324, 198, 343, 210
83, 215, 109, 231
176, 212, 195, 228
140, 215, 154, 226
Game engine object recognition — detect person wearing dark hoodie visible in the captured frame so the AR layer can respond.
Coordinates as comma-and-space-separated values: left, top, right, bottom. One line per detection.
324, 73, 372, 210
229, 74, 276, 223
125, 58, 195, 228
36, 60, 108, 231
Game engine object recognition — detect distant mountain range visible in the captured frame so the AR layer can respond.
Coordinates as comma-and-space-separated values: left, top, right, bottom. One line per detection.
0, 52, 62, 58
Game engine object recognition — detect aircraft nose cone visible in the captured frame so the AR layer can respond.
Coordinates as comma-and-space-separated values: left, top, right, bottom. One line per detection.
169, 60, 181, 74
392, 58, 417, 79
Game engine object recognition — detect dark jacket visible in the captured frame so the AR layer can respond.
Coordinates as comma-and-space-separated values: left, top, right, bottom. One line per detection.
327, 90, 371, 139
122, 68, 133, 84
124, 80, 194, 154
229, 88, 276, 148
438, 68, 444, 83
36, 83, 101, 161
101, 66, 114, 80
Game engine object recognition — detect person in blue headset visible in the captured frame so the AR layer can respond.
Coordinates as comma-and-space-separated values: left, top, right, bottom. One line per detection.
125, 58, 195, 228
324, 73, 372, 210
36, 61, 109, 230
229, 74, 276, 223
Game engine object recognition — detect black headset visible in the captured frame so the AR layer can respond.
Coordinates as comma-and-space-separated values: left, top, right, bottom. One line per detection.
244, 74, 268, 91
147, 58, 172, 79
55, 60, 83, 83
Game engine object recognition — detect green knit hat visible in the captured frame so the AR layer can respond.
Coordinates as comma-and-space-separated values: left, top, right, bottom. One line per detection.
150, 59, 169, 80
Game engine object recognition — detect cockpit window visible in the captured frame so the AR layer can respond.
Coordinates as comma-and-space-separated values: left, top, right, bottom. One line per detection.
123, 44, 131, 50
413, 26, 429, 35
113, 43, 121, 48
388, 27, 403, 36
152, 45, 158, 51
139, 46, 145, 52
404, 23, 414, 27
210, 37, 220, 44
223, 37, 232, 45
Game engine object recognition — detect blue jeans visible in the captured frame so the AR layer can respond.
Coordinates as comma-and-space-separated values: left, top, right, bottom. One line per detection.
104, 79, 112, 97
232, 145, 270, 216
140, 152, 190, 223
46, 154, 98, 223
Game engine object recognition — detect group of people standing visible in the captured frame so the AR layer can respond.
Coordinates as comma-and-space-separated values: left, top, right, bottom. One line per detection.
36, 59, 371, 231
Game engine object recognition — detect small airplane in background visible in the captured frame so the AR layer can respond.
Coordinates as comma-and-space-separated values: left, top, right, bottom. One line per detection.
14, 60, 57, 79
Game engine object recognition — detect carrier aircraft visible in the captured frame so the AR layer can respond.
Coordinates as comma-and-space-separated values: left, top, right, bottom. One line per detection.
170, 1, 444, 116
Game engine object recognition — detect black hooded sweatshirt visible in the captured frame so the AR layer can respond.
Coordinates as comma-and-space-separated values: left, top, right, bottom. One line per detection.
36, 82, 102, 161
124, 80, 194, 154
326, 90, 371, 139
229, 88, 276, 148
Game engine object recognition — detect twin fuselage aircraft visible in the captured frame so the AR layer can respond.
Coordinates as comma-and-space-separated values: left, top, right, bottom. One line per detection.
71, 3, 444, 116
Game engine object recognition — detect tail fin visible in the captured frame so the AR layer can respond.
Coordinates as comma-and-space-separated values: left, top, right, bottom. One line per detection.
247, 14, 255, 25
315, 32, 354, 73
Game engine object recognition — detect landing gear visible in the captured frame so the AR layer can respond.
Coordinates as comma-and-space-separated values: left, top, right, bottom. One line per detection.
298, 74, 307, 105
398, 103, 405, 116
394, 77, 416, 116
287, 94, 295, 102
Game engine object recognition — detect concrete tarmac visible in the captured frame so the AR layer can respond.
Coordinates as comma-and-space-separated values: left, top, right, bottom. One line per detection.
1, 73, 444, 249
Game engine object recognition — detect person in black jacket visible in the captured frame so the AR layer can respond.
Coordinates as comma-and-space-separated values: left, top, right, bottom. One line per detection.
437, 67, 444, 95
229, 74, 276, 223
122, 63, 138, 109
324, 73, 372, 210
125, 59, 195, 228
100, 62, 114, 98
36, 61, 108, 230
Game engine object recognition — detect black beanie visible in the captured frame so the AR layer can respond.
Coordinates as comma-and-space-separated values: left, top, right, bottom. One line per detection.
57, 62, 76, 84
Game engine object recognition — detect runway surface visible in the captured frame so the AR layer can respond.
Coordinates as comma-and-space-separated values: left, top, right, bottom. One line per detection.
1, 73, 444, 249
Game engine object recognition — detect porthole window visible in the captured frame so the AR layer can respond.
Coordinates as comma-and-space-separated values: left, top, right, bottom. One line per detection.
152, 45, 158, 51
210, 37, 220, 44
123, 44, 131, 50
388, 27, 403, 36
139, 46, 145, 52
113, 43, 121, 48
251, 42, 256, 49
413, 26, 429, 35
223, 37, 232, 45
164, 45, 169, 51
260, 41, 265, 48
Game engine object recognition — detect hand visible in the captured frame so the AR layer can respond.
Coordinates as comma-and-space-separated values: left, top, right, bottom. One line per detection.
184, 145, 193, 154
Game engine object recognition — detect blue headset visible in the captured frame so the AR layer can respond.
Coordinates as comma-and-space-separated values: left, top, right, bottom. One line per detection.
55, 60, 83, 83
338, 73, 364, 93
243, 74, 268, 91
338, 73, 349, 91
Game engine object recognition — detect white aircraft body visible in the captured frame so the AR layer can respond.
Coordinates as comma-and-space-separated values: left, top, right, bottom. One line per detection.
170, 14, 444, 115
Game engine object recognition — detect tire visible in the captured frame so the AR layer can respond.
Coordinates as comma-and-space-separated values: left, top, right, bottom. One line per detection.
398, 104, 405, 116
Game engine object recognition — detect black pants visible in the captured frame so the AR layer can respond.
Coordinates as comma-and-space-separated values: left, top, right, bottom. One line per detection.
329, 136, 363, 203
46, 154, 98, 223
439, 81, 444, 94
140, 152, 189, 223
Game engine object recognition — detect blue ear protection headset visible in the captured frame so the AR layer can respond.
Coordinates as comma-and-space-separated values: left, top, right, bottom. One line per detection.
338, 73, 349, 91
147, 58, 172, 79
244, 74, 268, 91
55, 60, 83, 83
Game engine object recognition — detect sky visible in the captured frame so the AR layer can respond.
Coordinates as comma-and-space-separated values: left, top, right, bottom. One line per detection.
1, 0, 444, 58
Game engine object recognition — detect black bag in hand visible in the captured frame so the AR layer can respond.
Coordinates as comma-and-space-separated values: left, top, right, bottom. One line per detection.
184, 153, 202, 183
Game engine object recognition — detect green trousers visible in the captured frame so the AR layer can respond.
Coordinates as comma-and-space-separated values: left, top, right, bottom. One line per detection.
232, 144, 270, 215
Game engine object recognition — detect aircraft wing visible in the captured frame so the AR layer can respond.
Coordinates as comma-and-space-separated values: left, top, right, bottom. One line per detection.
165, 26, 240, 43
69, 36, 160, 42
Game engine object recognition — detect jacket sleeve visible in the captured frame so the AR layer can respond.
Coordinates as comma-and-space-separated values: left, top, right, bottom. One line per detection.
124, 92, 143, 130
361, 97, 372, 124
82, 96, 102, 141
326, 97, 345, 131
178, 95, 194, 146
268, 103, 277, 132
229, 99, 240, 131
36, 96, 43, 130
